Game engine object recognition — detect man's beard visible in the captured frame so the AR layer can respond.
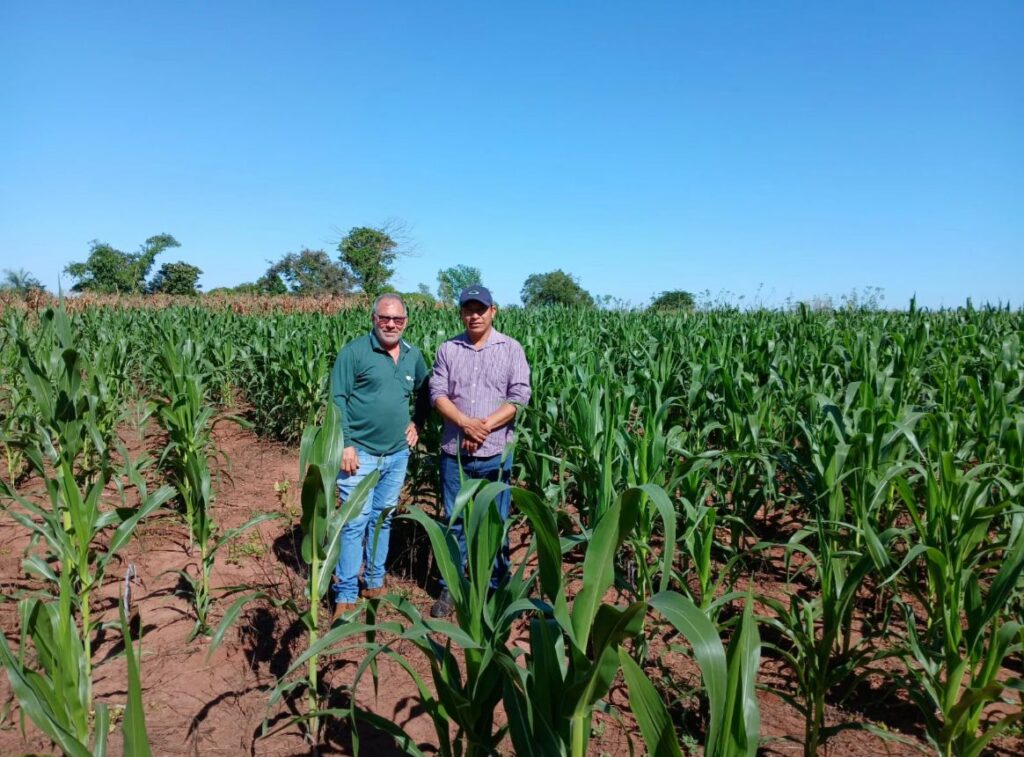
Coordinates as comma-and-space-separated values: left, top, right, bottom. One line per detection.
375, 327, 400, 348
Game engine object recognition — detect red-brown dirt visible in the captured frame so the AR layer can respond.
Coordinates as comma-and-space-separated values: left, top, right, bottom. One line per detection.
1, 419, 1021, 755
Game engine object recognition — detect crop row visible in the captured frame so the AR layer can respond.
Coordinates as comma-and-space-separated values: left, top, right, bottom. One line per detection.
1, 301, 1021, 755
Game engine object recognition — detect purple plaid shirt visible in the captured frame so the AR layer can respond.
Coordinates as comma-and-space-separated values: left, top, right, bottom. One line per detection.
429, 328, 532, 458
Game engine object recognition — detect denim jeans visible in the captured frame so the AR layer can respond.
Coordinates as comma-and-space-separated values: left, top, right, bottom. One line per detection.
333, 447, 410, 603
439, 451, 512, 590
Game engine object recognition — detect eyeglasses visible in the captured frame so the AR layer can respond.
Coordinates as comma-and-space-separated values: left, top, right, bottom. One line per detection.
374, 314, 407, 325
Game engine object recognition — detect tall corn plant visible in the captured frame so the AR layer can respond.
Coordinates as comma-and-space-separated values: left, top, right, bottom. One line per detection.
0, 558, 153, 756
153, 333, 276, 638
271, 478, 561, 756
893, 450, 1024, 756
286, 399, 377, 740
620, 393, 684, 606
499, 485, 679, 757
0, 310, 33, 483
0, 307, 174, 710
543, 368, 632, 527
152, 334, 217, 549
758, 401, 914, 756
627, 592, 762, 757
211, 401, 377, 745
500, 485, 761, 757
153, 334, 215, 635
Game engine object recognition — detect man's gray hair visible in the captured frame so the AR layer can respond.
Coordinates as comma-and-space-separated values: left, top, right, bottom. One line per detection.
372, 293, 407, 315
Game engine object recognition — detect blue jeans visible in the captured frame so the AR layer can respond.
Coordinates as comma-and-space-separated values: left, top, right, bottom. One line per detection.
439, 452, 512, 590
334, 447, 410, 603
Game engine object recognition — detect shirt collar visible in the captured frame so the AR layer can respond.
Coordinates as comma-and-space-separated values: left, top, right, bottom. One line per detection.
455, 328, 507, 349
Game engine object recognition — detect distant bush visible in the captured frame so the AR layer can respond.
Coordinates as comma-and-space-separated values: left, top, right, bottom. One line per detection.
649, 290, 695, 312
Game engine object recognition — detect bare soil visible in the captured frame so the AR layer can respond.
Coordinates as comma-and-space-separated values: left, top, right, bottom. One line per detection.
1, 419, 1021, 756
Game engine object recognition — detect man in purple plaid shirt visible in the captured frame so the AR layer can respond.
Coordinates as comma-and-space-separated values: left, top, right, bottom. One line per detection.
428, 284, 531, 617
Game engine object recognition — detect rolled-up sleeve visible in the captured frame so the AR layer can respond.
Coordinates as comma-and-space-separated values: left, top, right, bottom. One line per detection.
428, 343, 450, 406
506, 342, 531, 407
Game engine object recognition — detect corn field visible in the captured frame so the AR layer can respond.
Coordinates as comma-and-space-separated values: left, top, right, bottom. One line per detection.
1, 299, 1022, 755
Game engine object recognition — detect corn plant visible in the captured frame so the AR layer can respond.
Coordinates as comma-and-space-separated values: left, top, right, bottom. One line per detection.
672, 452, 739, 611
757, 463, 910, 753
499, 485, 678, 757
620, 393, 684, 605
541, 366, 633, 527
892, 450, 1024, 756
151, 332, 273, 637
0, 565, 152, 757
270, 477, 561, 755
630, 592, 762, 757
151, 333, 219, 548
118, 589, 153, 757
210, 401, 377, 744
0, 307, 174, 709
0, 378, 31, 485
0, 568, 100, 755
237, 317, 337, 443
0, 311, 32, 482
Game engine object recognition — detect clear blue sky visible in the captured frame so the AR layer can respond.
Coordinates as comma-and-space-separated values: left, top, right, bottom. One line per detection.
2, 2, 1021, 308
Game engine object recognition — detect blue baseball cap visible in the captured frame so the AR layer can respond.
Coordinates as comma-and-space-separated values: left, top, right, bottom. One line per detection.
459, 284, 493, 307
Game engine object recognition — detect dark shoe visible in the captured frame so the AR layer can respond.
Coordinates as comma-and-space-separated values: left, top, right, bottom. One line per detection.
361, 586, 386, 600
332, 601, 357, 622
430, 589, 454, 618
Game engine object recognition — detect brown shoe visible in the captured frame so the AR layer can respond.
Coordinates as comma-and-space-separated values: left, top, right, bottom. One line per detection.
361, 586, 387, 600
332, 602, 357, 622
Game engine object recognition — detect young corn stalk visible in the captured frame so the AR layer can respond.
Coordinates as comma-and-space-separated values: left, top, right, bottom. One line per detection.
0, 307, 174, 711
153, 333, 272, 638
498, 483, 761, 757
544, 369, 632, 528
499, 485, 678, 757
672, 452, 742, 612
210, 401, 377, 746
0, 557, 153, 756
620, 393, 684, 609
632, 592, 762, 757
271, 477, 544, 756
0, 313, 32, 482
893, 450, 1024, 756
757, 405, 914, 757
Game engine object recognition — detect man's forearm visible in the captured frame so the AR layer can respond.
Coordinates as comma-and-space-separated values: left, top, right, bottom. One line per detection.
436, 396, 490, 443
484, 403, 517, 431
435, 397, 516, 431
434, 396, 468, 428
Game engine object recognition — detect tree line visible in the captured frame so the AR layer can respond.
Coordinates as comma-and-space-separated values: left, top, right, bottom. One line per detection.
4, 227, 696, 311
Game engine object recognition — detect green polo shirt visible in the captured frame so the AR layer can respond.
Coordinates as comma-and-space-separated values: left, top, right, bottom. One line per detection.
329, 332, 429, 456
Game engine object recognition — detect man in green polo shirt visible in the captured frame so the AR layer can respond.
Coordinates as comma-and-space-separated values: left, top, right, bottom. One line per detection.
329, 293, 430, 617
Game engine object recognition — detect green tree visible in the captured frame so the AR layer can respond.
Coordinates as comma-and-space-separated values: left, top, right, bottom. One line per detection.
0, 268, 45, 294
64, 234, 180, 294
520, 269, 594, 308
253, 268, 288, 294
650, 289, 695, 312
262, 249, 354, 296
437, 264, 483, 305
337, 226, 399, 297
147, 262, 203, 295
206, 282, 262, 296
